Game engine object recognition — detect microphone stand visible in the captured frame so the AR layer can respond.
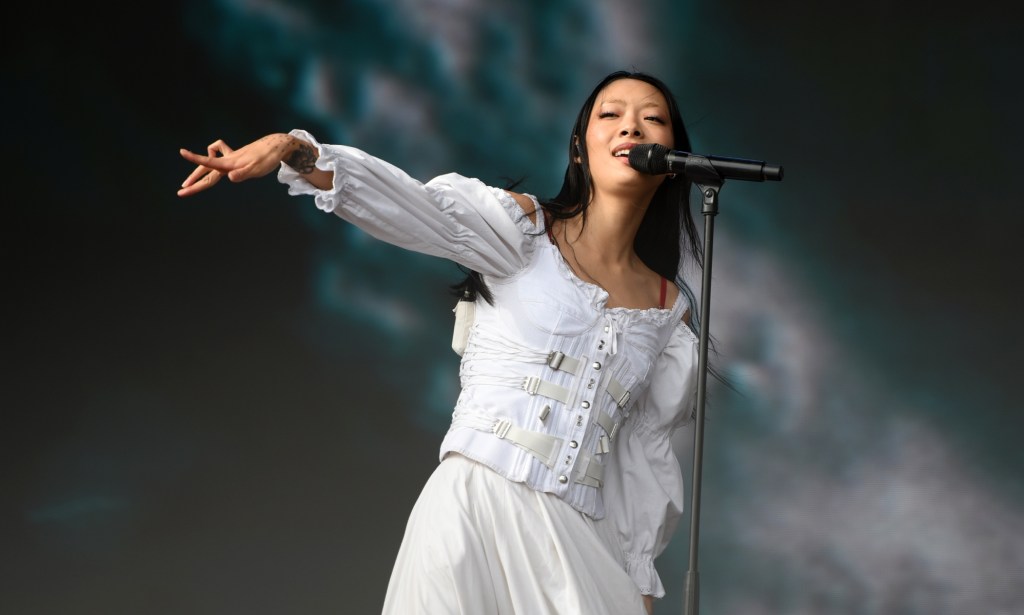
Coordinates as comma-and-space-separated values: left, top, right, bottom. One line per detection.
626, 143, 782, 615
682, 157, 726, 615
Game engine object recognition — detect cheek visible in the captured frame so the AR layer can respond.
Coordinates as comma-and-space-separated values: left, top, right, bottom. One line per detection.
661, 126, 676, 148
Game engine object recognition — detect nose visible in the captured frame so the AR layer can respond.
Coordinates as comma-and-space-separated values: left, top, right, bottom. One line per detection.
619, 126, 642, 138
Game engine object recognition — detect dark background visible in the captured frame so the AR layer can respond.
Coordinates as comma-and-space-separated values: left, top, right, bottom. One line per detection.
7, 1, 1022, 613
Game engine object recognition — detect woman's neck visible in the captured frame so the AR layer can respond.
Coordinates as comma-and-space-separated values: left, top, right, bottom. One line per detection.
561, 193, 649, 267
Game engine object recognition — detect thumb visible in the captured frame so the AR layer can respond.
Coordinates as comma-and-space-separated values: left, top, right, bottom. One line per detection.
227, 166, 250, 183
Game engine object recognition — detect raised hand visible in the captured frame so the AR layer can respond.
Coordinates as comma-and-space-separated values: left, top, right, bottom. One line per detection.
177, 133, 304, 197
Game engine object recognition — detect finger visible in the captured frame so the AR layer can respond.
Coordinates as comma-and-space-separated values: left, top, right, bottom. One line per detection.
180, 148, 210, 165
207, 139, 235, 157
204, 169, 224, 187
178, 182, 205, 197
186, 168, 223, 190
227, 162, 257, 183
181, 164, 211, 188
178, 180, 207, 197
180, 148, 235, 172
177, 170, 223, 197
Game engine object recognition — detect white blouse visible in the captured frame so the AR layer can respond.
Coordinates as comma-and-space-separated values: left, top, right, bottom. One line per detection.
278, 129, 699, 598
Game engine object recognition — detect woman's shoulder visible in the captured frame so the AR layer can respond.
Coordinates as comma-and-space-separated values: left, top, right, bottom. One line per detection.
503, 191, 540, 226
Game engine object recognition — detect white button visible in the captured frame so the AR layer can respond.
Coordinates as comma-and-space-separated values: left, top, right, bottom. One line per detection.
569, 440, 578, 448
581, 401, 591, 409
592, 362, 601, 370
603, 325, 610, 333
558, 475, 568, 484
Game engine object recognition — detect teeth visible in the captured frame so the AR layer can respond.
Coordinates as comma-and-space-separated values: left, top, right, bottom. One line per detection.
614, 149, 631, 157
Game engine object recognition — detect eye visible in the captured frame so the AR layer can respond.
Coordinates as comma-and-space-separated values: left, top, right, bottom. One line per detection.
598, 111, 618, 119
645, 115, 666, 124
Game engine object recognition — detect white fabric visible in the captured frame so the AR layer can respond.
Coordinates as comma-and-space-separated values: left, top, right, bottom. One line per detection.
382, 454, 647, 615
451, 298, 475, 355
277, 129, 699, 599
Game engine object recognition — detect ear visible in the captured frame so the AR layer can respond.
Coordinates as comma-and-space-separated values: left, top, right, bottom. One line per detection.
573, 137, 582, 163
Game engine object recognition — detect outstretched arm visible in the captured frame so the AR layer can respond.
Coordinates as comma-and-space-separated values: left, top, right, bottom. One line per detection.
181, 128, 540, 278
177, 133, 333, 197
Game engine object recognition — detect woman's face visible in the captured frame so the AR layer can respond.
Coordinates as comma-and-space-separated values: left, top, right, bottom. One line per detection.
583, 78, 674, 200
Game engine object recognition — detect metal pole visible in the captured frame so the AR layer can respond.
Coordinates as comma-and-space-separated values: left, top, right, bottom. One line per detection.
683, 183, 719, 615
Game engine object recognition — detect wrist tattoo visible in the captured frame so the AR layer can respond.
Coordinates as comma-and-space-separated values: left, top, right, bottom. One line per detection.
285, 143, 317, 175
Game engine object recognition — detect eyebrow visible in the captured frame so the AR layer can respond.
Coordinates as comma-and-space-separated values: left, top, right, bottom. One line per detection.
598, 98, 664, 109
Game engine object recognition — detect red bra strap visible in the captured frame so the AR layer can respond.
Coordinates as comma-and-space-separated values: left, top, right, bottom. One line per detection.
659, 276, 667, 309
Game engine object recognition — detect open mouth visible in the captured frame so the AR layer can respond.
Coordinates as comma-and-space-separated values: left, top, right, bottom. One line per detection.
612, 144, 634, 160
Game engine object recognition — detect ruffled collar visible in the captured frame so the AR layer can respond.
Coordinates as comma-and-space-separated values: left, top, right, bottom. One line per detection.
541, 241, 688, 327
524, 195, 689, 328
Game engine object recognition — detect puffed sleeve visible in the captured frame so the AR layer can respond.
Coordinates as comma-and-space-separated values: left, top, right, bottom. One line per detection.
276, 129, 540, 278
596, 320, 699, 597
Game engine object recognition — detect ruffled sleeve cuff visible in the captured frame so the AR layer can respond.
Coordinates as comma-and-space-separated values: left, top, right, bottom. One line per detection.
275, 129, 366, 213
625, 552, 666, 598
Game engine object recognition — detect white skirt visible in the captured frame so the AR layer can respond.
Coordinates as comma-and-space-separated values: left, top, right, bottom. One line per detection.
382, 454, 647, 615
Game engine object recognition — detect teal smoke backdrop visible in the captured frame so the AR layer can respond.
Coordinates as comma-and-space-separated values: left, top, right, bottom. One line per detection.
7, 1, 1021, 614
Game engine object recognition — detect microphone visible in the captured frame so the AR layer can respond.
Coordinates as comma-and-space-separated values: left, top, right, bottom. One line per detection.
628, 143, 784, 182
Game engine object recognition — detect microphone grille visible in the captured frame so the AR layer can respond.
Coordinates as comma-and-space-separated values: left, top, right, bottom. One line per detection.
627, 143, 669, 175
